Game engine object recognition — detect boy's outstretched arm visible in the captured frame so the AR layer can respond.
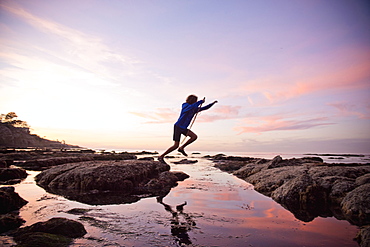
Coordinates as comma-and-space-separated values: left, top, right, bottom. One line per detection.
200, 100, 218, 111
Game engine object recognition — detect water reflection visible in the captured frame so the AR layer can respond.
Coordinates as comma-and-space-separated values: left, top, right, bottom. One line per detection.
10, 158, 360, 246
41, 188, 143, 205
157, 196, 196, 246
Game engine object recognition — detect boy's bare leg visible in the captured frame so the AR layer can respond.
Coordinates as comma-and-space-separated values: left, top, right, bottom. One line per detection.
159, 141, 180, 159
178, 130, 197, 156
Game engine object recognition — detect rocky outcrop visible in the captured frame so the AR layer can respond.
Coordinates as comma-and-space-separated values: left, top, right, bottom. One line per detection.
0, 187, 28, 233
212, 155, 370, 226
356, 226, 370, 247
12, 217, 86, 247
12, 152, 136, 171
0, 167, 27, 184
35, 160, 189, 205
0, 187, 28, 214
0, 122, 79, 149
14, 217, 86, 238
0, 212, 25, 233
341, 184, 370, 225
173, 159, 198, 164
18, 156, 95, 171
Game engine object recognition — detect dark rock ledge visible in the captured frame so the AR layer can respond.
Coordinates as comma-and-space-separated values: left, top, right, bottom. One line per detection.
0, 186, 28, 233
35, 160, 189, 205
11, 217, 86, 247
211, 155, 370, 247
0, 167, 28, 185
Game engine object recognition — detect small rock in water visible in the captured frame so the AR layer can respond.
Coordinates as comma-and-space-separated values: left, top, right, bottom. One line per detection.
173, 159, 198, 164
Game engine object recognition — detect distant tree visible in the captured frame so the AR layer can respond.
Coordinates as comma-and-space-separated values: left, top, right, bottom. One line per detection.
0, 112, 30, 129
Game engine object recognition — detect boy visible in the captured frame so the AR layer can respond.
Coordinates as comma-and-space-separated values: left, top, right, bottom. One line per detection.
158, 95, 217, 164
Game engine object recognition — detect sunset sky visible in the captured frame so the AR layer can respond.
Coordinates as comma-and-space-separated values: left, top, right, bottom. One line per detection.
1, 0, 369, 153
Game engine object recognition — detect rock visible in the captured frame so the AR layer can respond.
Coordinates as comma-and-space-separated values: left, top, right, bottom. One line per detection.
66, 208, 92, 215
267, 155, 283, 168
19, 156, 95, 171
271, 172, 330, 222
0, 160, 8, 168
173, 159, 198, 164
0, 179, 22, 185
209, 153, 226, 159
0, 186, 28, 214
356, 173, 370, 186
172, 171, 190, 181
143, 171, 180, 195
212, 155, 370, 226
214, 161, 246, 172
355, 225, 370, 247
12, 218, 86, 247
329, 177, 356, 203
0, 213, 25, 233
138, 157, 154, 161
0, 235, 17, 246
0, 167, 27, 183
208, 154, 254, 162
267, 156, 323, 169
35, 160, 189, 205
14, 217, 86, 238
15, 153, 136, 171
245, 166, 307, 196
13, 232, 72, 247
233, 162, 266, 178
309, 166, 370, 180
93, 153, 136, 160
341, 184, 370, 226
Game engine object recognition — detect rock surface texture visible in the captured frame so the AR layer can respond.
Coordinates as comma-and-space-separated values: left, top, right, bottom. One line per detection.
12, 217, 86, 247
0, 167, 27, 185
0, 186, 28, 214
212, 155, 370, 226
0, 186, 28, 233
36, 160, 189, 205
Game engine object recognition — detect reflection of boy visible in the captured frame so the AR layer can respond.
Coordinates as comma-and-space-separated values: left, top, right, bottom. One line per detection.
158, 95, 217, 164
157, 197, 195, 245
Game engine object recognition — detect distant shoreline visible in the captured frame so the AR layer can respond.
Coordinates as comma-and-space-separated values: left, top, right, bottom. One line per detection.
1, 148, 369, 164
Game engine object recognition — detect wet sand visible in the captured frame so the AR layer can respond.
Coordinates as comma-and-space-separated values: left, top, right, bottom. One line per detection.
11, 155, 359, 246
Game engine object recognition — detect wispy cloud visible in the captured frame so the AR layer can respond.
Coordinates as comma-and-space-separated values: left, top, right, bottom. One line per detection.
197, 105, 242, 122
236, 47, 370, 106
0, 1, 140, 83
236, 115, 334, 134
131, 105, 242, 124
130, 108, 178, 124
328, 101, 370, 119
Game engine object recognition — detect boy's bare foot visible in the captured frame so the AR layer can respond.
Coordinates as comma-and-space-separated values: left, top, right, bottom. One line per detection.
178, 148, 188, 157
158, 156, 167, 164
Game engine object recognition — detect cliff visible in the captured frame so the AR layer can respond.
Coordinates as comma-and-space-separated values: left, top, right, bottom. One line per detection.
0, 122, 79, 149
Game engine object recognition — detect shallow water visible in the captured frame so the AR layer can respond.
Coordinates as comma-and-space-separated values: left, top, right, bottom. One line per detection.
8, 156, 360, 246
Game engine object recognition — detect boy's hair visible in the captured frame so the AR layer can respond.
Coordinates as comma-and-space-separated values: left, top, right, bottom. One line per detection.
186, 95, 198, 104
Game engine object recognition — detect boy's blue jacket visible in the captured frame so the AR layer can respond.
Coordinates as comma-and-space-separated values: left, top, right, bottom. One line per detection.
175, 100, 215, 129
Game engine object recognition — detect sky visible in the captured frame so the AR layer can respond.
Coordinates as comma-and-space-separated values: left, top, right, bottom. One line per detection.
1, 0, 369, 154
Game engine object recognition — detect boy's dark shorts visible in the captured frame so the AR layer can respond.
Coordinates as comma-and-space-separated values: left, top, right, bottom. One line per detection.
173, 125, 188, 142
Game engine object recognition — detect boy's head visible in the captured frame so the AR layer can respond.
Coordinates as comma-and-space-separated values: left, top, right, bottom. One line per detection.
186, 95, 198, 104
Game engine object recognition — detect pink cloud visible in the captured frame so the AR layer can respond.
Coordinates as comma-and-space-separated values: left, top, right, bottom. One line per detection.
328, 101, 370, 119
213, 105, 241, 115
236, 116, 334, 134
237, 47, 370, 105
131, 105, 242, 124
198, 105, 242, 122
130, 108, 177, 124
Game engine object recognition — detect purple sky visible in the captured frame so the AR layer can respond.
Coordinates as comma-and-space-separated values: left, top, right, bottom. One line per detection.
1, 0, 369, 153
